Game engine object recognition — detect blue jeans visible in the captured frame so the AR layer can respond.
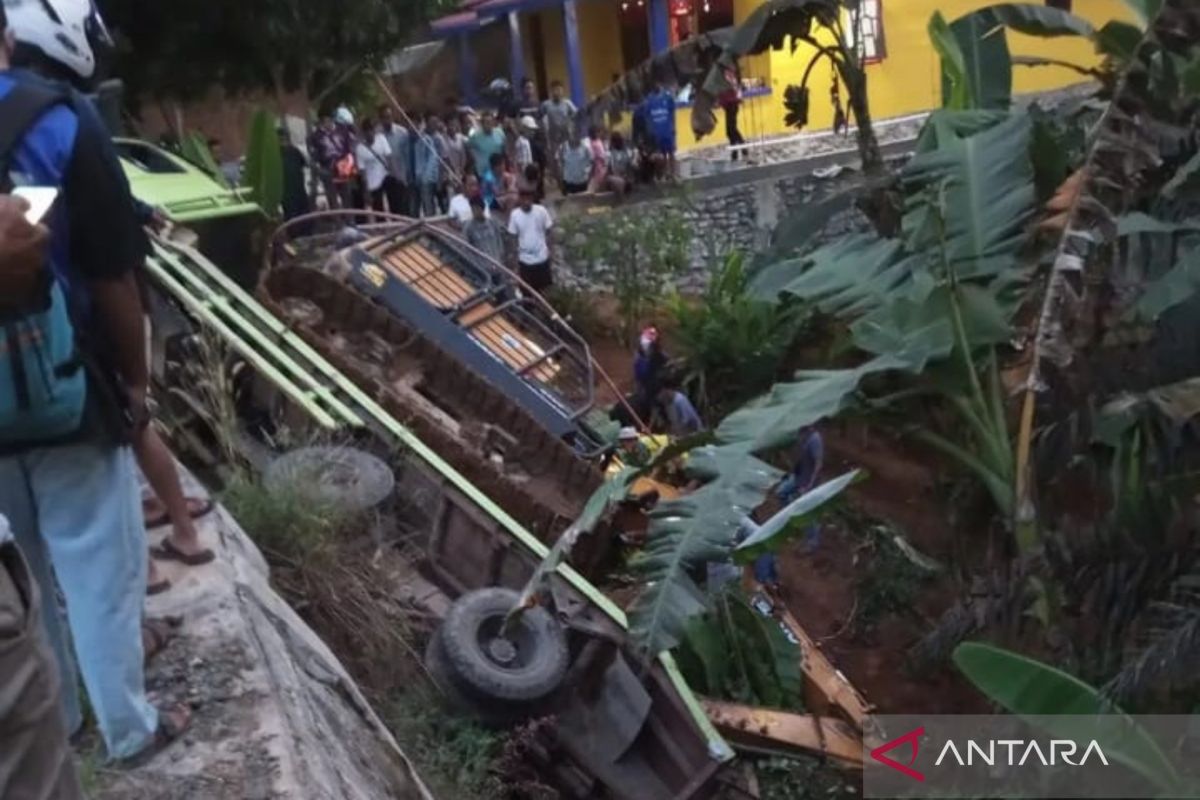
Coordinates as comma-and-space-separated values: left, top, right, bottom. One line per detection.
754, 553, 779, 585
0, 443, 158, 759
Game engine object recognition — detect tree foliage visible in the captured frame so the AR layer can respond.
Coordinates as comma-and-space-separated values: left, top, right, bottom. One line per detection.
99, 0, 437, 109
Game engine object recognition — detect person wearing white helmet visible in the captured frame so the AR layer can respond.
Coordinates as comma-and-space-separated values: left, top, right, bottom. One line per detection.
0, 0, 191, 762
617, 426, 651, 467
2, 0, 110, 85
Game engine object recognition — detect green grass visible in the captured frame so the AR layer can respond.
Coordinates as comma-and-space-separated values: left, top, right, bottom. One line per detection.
221, 472, 351, 562
382, 687, 507, 799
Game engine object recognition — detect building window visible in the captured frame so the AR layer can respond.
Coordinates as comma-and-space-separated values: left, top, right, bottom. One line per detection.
851, 0, 885, 64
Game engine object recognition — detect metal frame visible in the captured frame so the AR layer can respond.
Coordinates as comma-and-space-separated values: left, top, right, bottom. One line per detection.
343, 223, 604, 449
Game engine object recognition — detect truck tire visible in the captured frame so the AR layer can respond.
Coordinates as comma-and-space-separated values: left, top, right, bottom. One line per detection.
439, 587, 568, 704
424, 628, 533, 727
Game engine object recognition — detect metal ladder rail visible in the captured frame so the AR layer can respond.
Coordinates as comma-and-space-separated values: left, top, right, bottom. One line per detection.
144, 255, 343, 430
152, 240, 362, 429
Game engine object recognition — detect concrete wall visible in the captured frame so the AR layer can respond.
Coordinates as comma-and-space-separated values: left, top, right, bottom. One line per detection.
550, 152, 891, 292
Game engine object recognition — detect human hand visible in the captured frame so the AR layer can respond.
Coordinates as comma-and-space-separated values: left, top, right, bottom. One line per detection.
0, 196, 50, 298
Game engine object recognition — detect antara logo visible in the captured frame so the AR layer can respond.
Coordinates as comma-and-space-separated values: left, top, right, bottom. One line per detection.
935, 739, 1109, 767
871, 727, 926, 781
870, 727, 1110, 782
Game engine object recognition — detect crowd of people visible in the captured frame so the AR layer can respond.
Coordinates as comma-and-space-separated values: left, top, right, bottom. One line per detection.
304, 77, 682, 219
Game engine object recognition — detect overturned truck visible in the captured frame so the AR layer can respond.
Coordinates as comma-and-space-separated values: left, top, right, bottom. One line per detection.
132, 141, 874, 792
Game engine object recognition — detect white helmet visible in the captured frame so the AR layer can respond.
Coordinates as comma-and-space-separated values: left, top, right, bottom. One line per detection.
3, 0, 113, 81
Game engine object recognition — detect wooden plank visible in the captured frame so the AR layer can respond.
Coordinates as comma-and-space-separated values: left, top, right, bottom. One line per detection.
701, 700, 863, 767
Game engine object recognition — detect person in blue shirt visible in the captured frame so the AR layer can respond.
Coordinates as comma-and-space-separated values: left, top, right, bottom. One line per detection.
657, 381, 703, 437
777, 425, 825, 550
481, 151, 504, 211
639, 81, 677, 180
0, 0, 190, 762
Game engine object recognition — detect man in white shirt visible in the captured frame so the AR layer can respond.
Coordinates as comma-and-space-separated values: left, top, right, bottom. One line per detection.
447, 173, 487, 229
507, 188, 554, 293
354, 118, 392, 211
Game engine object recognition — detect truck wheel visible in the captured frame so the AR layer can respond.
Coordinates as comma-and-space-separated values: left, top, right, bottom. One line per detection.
440, 587, 568, 704
424, 628, 532, 727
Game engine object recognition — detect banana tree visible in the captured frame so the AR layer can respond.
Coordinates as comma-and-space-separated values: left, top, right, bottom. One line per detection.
694, 0, 883, 177
933, 1, 1156, 111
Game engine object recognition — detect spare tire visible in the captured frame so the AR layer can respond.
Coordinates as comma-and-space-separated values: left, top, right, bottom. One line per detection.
440, 587, 568, 703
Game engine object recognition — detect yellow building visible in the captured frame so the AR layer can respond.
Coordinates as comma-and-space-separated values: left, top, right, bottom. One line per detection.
431, 0, 1132, 150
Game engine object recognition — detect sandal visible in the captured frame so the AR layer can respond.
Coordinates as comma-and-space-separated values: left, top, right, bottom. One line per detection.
120, 703, 192, 767
147, 577, 172, 596
151, 538, 216, 567
142, 616, 181, 664
143, 496, 214, 529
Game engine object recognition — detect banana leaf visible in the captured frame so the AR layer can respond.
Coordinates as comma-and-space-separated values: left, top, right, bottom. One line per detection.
749, 234, 904, 311
901, 113, 1036, 275
1120, 0, 1162, 27
715, 358, 898, 453
242, 108, 283, 218
1133, 245, 1200, 320
723, 0, 839, 57
626, 448, 782, 658
1163, 151, 1200, 198
966, 3, 1095, 38
735, 469, 862, 560
180, 131, 229, 188
929, 11, 975, 110
1116, 212, 1200, 236
953, 642, 1183, 795
948, 11, 1012, 110
724, 588, 803, 706
675, 587, 803, 707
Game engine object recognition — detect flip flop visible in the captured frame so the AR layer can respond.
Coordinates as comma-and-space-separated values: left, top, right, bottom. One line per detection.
151, 538, 216, 567
147, 577, 172, 596
142, 616, 182, 664
143, 496, 215, 529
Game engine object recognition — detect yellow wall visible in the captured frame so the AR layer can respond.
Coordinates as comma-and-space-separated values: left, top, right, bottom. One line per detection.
578, 0, 627, 95
526, 6, 570, 91
525, 0, 625, 100
524, 0, 1133, 150
677, 0, 1133, 149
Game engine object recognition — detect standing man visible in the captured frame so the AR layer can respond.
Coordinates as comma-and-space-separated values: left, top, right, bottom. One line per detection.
507, 188, 554, 293
517, 77, 541, 120
0, 194, 83, 799
278, 125, 310, 222
776, 425, 825, 551
379, 104, 411, 215
468, 110, 506, 180
640, 80, 677, 180
541, 80, 576, 190
414, 115, 444, 217
719, 62, 745, 161
308, 112, 346, 209
0, 0, 189, 761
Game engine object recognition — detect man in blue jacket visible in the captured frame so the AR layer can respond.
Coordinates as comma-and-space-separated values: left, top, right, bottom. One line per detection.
0, 0, 189, 762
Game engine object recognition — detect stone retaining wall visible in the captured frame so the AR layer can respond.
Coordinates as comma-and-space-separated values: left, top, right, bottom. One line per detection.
550, 151, 905, 292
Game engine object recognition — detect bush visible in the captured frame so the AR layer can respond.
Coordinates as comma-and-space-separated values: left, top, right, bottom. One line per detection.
222, 472, 349, 562
567, 205, 690, 343
669, 253, 809, 417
